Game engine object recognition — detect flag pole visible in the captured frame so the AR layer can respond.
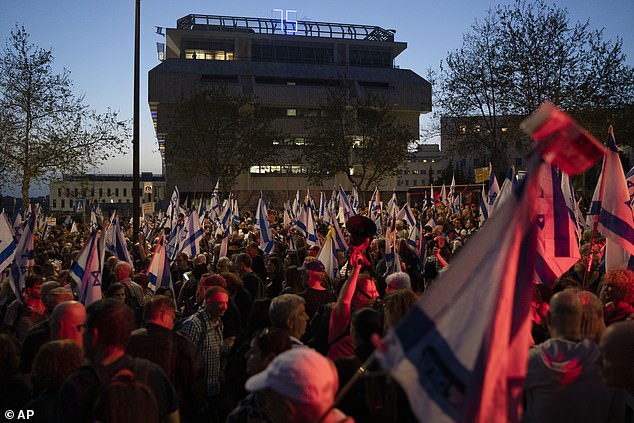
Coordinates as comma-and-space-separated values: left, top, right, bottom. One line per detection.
583, 137, 608, 289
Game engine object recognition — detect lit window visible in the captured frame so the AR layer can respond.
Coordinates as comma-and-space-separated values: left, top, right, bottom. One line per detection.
501, 127, 508, 132
286, 109, 297, 117
474, 125, 481, 133
459, 125, 467, 135
423, 159, 427, 163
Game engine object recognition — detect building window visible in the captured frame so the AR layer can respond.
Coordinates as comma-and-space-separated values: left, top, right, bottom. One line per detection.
286, 109, 297, 117
91, 188, 95, 197
459, 125, 467, 135
115, 188, 119, 197
66, 188, 70, 197
123, 188, 127, 197
52, 199, 57, 209
99, 188, 103, 197
501, 127, 508, 132
107, 188, 111, 196
57, 188, 62, 197
74, 188, 78, 196
127, 199, 130, 203
61, 199, 65, 209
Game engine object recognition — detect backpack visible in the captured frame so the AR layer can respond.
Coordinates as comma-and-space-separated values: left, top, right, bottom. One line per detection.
91, 358, 160, 423
307, 303, 349, 355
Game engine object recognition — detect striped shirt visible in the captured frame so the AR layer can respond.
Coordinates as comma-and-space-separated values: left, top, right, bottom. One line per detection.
179, 309, 224, 395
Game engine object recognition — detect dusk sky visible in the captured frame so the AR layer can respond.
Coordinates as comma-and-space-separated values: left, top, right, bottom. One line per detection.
1, 0, 633, 196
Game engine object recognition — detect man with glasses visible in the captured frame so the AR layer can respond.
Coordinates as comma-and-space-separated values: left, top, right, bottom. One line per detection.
50, 300, 86, 348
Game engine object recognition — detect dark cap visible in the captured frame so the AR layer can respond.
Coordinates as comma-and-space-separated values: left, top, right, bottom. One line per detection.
346, 216, 377, 246
298, 260, 325, 272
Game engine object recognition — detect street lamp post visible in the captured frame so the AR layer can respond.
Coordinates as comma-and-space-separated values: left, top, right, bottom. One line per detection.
132, 0, 141, 239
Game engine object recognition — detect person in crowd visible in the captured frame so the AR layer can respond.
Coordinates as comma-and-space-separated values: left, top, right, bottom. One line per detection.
385, 271, 412, 294
20, 286, 74, 373
600, 320, 634, 393
244, 348, 353, 423
1, 274, 46, 343
577, 290, 605, 343
226, 327, 292, 423
300, 260, 336, 320
50, 300, 86, 347
179, 286, 230, 422
269, 294, 309, 347
26, 340, 84, 423
105, 282, 127, 303
264, 256, 285, 299
51, 298, 179, 423
235, 253, 265, 301
216, 256, 234, 274
0, 334, 30, 410
383, 289, 419, 330
247, 242, 268, 282
328, 240, 379, 361
599, 268, 634, 325
522, 290, 612, 422
127, 295, 206, 423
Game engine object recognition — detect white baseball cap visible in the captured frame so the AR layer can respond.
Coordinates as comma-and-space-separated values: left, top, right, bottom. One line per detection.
245, 348, 339, 405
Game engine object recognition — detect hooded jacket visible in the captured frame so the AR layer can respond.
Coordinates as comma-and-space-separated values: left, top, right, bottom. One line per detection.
522, 338, 613, 423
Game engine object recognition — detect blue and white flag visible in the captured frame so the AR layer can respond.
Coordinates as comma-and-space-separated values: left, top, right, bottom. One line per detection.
180, 209, 204, 258
351, 185, 360, 214
449, 175, 457, 213
166, 222, 184, 262
319, 191, 327, 221
12, 211, 23, 243
440, 184, 447, 206
368, 187, 382, 235
331, 212, 349, 252
479, 185, 488, 225
255, 193, 274, 254
594, 128, 634, 270
148, 233, 174, 294
338, 186, 355, 219
386, 192, 398, 217
377, 162, 541, 423
486, 163, 501, 216
493, 168, 514, 211
166, 186, 180, 230
9, 206, 37, 302
317, 228, 340, 281
0, 210, 17, 275
198, 196, 207, 225
90, 209, 98, 231
70, 230, 105, 306
535, 164, 580, 286
397, 203, 416, 229
110, 217, 134, 266
561, 172, 585, 242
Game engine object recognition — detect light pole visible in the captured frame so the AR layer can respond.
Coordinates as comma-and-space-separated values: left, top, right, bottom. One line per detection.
132, 0, 140, 238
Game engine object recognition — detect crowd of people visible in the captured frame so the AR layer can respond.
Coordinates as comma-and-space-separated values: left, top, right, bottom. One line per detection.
1, 200, 634, 423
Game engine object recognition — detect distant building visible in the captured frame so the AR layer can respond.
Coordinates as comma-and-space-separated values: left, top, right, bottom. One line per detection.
395, 144, 445, 190
49, 173, 166, 215
440, 115, 528, 179
148, 13, 431, 205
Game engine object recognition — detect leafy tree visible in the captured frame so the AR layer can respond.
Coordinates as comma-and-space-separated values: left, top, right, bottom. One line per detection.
431, 0, 634, 174
305, 83, 416, 194
0, 26, 130, 205
165, 86, 279, 193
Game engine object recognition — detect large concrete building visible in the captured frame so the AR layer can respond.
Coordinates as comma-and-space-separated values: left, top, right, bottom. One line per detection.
149, 14, 431, 206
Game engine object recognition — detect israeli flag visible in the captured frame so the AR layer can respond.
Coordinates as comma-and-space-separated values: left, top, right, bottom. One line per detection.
0, 210, 17, 274
71, 230, 105, 306
255, 193, 274, 254
397, 203, 416, 229
338, 186, 355, 219
331, 212, 349, 252
377, 161, 541, 423
9, 206, 37, 302
595, 128, 634, 269
535, 164, 580, 286
180, 210, 204, 257
148, 233, 174, 294
317, 228, 340, 281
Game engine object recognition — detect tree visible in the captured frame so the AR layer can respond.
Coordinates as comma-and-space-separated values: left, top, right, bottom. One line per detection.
0, 26, 130, 206
432, 0, 634, 174
165, 86, 279, 193
305, 83, 416, 194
